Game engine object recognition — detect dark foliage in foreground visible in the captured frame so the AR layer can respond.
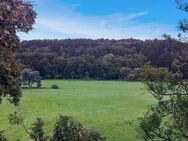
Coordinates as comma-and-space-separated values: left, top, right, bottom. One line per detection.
0, 0, 36, 105
17, 38, 188, 80
0, 0, 36, 139
139, 61, 188, 141
52, 115, 106, 141
138, 1, 188, 140
30, 118, 49, 141
0, 132, 7, 141
28, 115, 105, 141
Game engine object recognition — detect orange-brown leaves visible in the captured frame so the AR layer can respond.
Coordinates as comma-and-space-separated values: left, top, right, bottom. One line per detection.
0, 0, 36, 105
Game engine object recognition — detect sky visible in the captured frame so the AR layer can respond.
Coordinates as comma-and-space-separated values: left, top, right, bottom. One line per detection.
18, 0, 188, 40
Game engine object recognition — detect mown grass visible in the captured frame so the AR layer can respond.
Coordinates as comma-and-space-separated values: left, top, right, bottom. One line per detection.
0, 80, 155, 141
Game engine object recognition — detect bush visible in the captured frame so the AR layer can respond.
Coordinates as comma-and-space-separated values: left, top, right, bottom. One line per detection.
51, 84, 59, 89
16, 115, 105, 141
0, 132, 7, 141
29, 118, 49, 141
52, 115, 106, 141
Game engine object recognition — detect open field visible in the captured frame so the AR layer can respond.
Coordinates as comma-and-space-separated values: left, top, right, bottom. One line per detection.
0, 80, 155, 141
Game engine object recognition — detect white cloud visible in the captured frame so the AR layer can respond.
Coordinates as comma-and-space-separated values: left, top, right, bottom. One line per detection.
18, 2, 178, 40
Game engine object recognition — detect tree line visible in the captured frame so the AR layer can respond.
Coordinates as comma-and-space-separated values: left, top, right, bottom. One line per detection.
16, 38, 188, 80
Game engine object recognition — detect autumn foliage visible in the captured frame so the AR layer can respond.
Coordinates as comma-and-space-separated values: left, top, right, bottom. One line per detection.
0, 0, 36, 105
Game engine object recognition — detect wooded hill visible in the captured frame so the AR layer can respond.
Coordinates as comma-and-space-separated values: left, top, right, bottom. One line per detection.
17, 38, 188, 80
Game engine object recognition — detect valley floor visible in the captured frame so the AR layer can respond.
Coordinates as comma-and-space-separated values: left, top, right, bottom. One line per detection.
0, 80, 154, 141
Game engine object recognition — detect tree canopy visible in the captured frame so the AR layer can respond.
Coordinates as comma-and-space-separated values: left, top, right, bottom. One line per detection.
17, 38, 188, 80
20, 68, 42, 88
0, 0, 36, 105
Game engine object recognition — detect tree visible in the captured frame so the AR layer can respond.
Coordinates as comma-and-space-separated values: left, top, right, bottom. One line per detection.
0, 0, 36, 140
52, 115, 106, 141
119, 67, 131, 80
177, 0, 188, 33
0, 132, 7, 141
20, 68, 42, 88
0, 0, 36, 105
139, 1, 188, 140
29, 118, 49, 141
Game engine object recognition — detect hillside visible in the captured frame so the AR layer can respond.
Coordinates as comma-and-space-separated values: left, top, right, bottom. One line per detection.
17, 39, 186, 80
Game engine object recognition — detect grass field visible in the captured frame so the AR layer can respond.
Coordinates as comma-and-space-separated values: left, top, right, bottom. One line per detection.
0, 80, 155, 141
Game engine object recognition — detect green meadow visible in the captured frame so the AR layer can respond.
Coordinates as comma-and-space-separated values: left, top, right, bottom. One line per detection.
0, 80, 155, 141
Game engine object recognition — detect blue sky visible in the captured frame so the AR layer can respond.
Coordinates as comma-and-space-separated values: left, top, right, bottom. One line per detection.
18, 0, 187, 40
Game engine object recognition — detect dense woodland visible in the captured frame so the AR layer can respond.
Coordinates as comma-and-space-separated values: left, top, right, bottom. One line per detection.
17, 38, 188, 80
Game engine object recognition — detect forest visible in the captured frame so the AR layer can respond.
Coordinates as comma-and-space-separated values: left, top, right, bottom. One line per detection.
17, 38, 188, 80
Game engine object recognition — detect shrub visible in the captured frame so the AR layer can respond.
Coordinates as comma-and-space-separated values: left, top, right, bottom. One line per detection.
51, 84, 59, 89
19, 115, 105, 141
52, 115, 106, 141
29, 118, 49, 141
0, 132, 7, 141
